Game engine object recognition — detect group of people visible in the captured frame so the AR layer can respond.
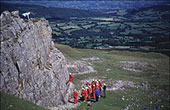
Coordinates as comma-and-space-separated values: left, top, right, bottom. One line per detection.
79, 79, 106, 103
66, 73, 107, 104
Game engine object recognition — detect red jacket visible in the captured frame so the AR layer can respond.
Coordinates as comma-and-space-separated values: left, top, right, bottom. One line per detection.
99, 81, 102, 88
73, 91, 78, 97
86, 82, 90, 86
92, 87, 95, 93
91, 81, 95, 85
94, 81, 97, 85
69, 74, 74, 80
87, 88, 92, 94
95, 85, 99, 90
81, 90, 85, 96
84, 90, 88, 96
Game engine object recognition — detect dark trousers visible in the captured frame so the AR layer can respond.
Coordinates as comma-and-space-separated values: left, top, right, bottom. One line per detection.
80, 96, 84, 101
96, 96, 99, 102
104, 90, 106, 97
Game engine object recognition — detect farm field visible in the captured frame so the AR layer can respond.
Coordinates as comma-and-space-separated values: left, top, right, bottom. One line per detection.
50, 4, 169, 53
0, 2, 169, 52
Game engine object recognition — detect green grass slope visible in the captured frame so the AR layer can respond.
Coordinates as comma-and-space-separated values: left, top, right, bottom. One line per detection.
0, 43, 169, 110
55, 43, 169, 110
0, 92, 46, 110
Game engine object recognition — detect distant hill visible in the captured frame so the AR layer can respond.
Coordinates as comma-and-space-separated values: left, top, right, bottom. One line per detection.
0, 3, 108, 19
1, 1, 169, 12
128, 4, 169, 14
127, 4, 170, 20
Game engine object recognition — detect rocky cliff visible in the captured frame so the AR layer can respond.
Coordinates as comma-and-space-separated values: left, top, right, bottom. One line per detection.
0, 11, 74, 107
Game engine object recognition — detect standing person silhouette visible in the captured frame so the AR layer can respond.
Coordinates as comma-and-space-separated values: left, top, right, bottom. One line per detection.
103, 83, 107, 98
95, 88, 100, 102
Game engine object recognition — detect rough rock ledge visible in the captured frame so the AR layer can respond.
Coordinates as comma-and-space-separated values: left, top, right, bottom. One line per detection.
0, 11, 74, 107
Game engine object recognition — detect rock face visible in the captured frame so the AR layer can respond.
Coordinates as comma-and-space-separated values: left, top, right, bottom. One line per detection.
0, 11, 74, 107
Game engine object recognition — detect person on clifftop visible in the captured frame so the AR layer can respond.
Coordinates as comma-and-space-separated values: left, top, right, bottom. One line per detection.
22, 12, 30, 19
66, 73, 74, 85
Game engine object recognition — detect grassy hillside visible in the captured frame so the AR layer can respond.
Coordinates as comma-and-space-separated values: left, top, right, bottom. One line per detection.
55, 43, 169, 110
0, 92, 46, 110
0, 43, 169, 110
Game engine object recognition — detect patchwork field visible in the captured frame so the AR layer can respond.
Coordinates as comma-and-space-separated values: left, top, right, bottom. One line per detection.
50, 4, 169, 52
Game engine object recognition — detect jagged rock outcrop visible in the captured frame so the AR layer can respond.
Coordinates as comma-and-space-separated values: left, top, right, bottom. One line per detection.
0, 11, 74, 107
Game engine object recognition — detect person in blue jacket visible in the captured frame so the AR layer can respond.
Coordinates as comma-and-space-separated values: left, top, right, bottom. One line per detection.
95, 88, 100, 102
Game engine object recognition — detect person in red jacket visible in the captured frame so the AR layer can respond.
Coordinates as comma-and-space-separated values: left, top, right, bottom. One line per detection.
91, 79, 96, 88
87, 86, 92, 100
99, 80, 102, 92
84, 87, 88, 101
73, 89, 78, 104
86, 81, 90, 87
95, 83, 99, 90
66, 73, 74, 85
94, 79, 97, 85
91, 79, 95, 85
81, 88, 85, 101
92, 85, 96, 99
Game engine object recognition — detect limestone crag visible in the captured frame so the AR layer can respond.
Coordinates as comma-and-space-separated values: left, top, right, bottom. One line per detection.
0, 11, 74, 107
